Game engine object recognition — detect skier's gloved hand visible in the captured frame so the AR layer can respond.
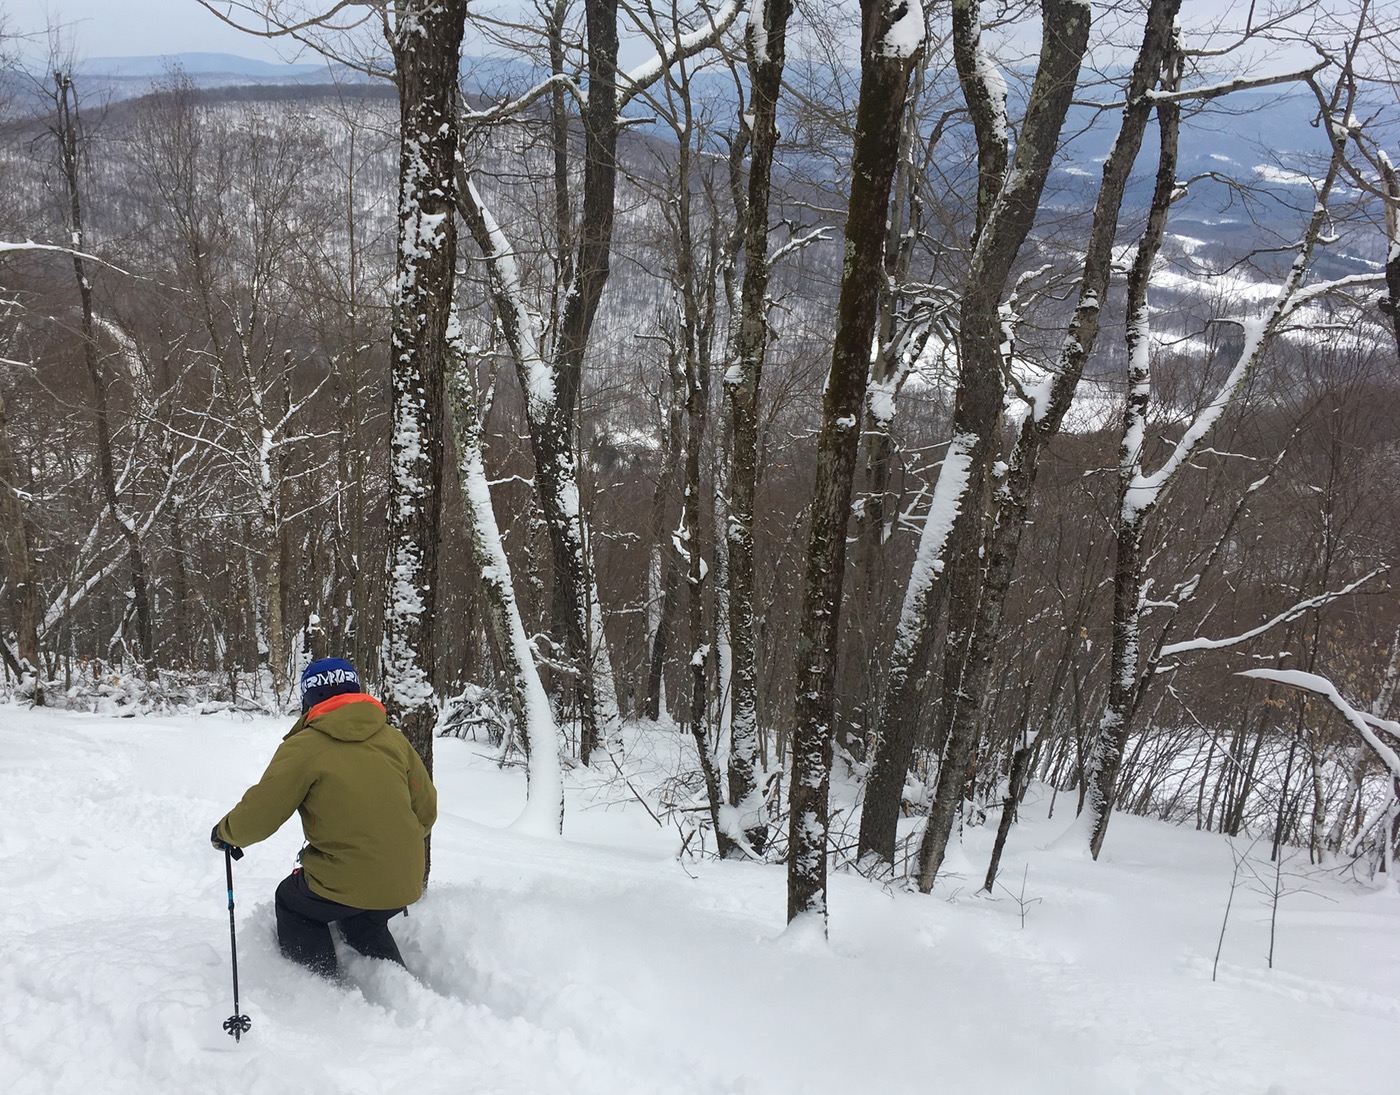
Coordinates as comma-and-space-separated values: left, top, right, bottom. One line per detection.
211, 824, 244, 860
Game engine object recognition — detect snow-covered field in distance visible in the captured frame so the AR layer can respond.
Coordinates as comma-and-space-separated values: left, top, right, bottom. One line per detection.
1, 705, 1395, 1094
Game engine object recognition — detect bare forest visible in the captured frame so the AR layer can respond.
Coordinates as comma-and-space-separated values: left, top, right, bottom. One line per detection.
2, 0, 1399, 928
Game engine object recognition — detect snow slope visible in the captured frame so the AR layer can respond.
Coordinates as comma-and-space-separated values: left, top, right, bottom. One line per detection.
1, 706, 1395, 1094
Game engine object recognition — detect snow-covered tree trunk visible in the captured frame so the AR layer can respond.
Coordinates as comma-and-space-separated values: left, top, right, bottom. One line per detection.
788, 0, 924, 931
455, 173, 623, 764
1083, 57, 1363, 857
382, 0, 468, 786
913, 0, 1091, 893
1082, 83, 1182, 860
861, 0, 1102, 871
926, 0, 1185, 874
447, 328, 564, 836
850, 51, 937, 652
851, 0, 1114, 879
725, 0, 796, 858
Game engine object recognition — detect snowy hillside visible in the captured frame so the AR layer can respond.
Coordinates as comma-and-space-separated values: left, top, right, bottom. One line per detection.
1, 706, 1396, 1094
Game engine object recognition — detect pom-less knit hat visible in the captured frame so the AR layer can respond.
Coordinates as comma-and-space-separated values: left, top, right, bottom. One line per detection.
300, 657, 362, 713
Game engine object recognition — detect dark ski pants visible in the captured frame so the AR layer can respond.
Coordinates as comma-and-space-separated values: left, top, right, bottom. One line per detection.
274, 870, 406, 978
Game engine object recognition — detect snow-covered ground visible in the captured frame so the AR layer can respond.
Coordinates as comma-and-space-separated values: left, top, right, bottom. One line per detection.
2, 706, 1396, 1094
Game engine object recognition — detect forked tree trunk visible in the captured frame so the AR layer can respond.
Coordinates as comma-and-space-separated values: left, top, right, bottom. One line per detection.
1085, 54, 1355, 857
913, 0, 1092, 893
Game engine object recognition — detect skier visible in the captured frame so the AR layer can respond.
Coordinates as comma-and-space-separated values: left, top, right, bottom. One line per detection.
211, 657, 437, 978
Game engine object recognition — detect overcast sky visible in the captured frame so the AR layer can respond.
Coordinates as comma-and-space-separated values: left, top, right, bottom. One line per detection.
12, 1, 1391, 69
16, 2, 295, 63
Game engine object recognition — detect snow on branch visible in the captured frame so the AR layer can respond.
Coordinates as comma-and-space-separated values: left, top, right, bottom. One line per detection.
618, 0, 744, 112
1277, 272, 1386, 318
1143, 61, 1329, 104
1122, 151, 1361, 523
769, 225, 832, 265
457, 176, 554, 416
1241, 668, 1400, 780
1359, 710, 1400, 742
463, 73, 585, 124
0, 240, 134, 278
1159, 568, 1386, 660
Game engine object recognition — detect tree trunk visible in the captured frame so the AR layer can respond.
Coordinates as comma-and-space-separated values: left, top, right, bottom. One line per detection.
54, 72, 155, 670
0, 389, 40, 679
915, 0, 1092, 892
382, 0, 468, 803
788, 0, 923, 930
646, 343, 687, 721
724, 0, 795, 856
1084, 84, 1182, 860
448, 338, 565, 835
1379, 153, 1400, 356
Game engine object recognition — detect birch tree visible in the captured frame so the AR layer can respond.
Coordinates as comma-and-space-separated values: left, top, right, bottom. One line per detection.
447, 325, 565, 834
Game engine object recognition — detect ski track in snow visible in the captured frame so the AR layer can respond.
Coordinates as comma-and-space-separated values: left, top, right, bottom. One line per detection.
2, 706, 1397, 1094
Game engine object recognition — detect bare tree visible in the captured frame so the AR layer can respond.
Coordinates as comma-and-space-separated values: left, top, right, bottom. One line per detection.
1082, 25, 1388, 857
787, 0, 925, 931
49, 70, 156, 669
379, 0, 469, 793
726, 0, 796, 856
912, 0, 1091, 893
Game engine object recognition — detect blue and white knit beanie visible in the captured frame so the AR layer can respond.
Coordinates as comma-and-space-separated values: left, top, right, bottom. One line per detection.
300, 657, 362, 713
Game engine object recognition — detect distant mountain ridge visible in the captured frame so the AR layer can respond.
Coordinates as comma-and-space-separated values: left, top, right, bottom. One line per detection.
77, 52, 328, 78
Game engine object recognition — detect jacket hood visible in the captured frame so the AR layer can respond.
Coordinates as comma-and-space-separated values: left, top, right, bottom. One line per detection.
302, 693, 389, 742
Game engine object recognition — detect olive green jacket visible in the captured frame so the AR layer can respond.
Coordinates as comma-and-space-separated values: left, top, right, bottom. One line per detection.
216, 694, 437, 909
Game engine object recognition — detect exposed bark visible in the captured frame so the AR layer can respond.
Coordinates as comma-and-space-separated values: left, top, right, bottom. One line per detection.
982, 726, 1037, 893
788, 0, 924, 929
381, 0, 468, 798
1084, 54, 1360, 858
1083, 78, 1183, 860
646, 341, 687, 721
1379, 152, 1400, 355
0, 388, 40, 676
726, 0, 795, 857
915, 0, 1091, 892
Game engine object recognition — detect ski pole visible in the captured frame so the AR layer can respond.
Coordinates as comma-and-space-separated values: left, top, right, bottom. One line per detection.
222, 845, 252, 1043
